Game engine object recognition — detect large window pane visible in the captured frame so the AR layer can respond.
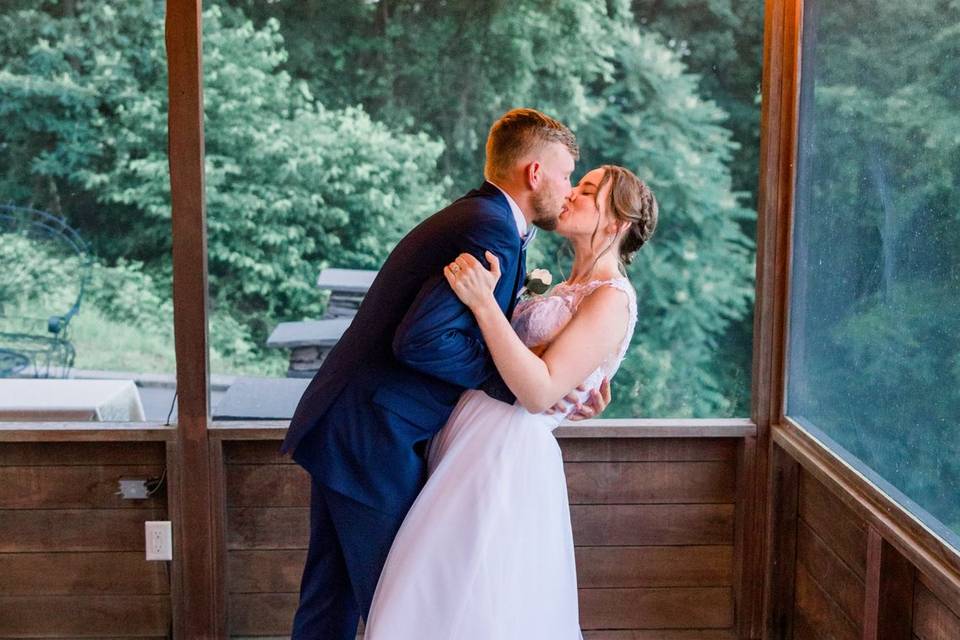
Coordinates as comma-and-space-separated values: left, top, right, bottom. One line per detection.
0, 1, 175, 423
787, 0, 960, 544
206, 0, 761, 419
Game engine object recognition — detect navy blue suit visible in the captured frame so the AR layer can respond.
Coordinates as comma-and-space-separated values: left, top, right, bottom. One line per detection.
281, 182, 526, 639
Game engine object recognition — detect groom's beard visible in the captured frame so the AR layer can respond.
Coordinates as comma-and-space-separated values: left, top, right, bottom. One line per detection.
530, 188, 561, 231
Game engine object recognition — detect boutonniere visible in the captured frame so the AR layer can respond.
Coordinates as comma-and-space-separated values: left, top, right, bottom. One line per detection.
521, 268, 553, 298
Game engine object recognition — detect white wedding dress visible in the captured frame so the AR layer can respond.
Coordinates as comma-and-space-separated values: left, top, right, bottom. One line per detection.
364, 277, 637, 640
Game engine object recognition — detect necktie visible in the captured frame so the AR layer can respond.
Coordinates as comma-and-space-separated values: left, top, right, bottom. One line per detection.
521, 227, 537, 250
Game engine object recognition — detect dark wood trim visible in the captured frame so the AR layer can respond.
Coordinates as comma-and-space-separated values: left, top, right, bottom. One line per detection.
209, 438, 229, 635
773, 420, 960, 601
862, 525, 914, 640
0, 424, 176, 442
765, 443, 800, 639
165, 0, 219, 637
165, 440, 184, 639
747, 0, 805, 635
733, 435, 758, 635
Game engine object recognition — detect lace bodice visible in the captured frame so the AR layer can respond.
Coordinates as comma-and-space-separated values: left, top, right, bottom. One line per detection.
510, 277, 637, 415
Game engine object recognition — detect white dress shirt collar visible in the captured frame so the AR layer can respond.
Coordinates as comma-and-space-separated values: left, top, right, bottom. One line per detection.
488, 181, 528, 239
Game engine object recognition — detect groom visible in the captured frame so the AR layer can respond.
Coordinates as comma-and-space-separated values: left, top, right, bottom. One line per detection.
281, 108, 608, 639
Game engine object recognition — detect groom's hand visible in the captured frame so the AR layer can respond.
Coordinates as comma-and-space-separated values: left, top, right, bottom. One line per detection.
546, 377, 612, 420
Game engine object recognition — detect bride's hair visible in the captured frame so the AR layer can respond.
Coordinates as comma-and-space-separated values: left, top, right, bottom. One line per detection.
591, 165, 659, 269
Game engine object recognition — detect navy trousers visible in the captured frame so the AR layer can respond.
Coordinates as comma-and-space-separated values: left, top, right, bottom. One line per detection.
290, 481, 407, 640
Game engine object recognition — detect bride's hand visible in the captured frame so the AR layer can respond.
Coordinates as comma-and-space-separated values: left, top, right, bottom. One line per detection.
444, 251, 501, 310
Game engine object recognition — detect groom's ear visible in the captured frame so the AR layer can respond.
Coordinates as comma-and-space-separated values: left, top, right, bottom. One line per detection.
525, 160, 542, 189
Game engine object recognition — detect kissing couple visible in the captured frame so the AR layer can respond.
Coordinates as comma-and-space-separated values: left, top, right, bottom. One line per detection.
280, 107, 659, 639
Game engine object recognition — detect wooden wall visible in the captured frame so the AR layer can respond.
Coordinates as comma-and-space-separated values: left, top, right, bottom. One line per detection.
0, 441, 171, 638
223, 436, 742, 638
771, 453, 960, 640
793, 470, 866, 640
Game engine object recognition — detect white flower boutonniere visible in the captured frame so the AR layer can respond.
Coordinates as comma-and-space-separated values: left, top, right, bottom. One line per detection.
521, 268, 553, 297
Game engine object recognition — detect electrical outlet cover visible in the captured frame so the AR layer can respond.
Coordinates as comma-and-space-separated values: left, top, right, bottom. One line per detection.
145, 521, 173, 561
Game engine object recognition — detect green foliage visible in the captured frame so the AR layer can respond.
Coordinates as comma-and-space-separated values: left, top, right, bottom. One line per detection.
1, 0, 759, 419
229, 0, 758, 416
786, 0, 960, 534
576, 25, 755, 416
1, 1, 448, 355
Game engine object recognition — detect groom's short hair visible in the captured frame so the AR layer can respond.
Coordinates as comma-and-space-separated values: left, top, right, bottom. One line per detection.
484, 108, 579, 183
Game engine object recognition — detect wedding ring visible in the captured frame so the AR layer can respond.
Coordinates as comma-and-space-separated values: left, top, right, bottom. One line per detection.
451, 264, 460, 273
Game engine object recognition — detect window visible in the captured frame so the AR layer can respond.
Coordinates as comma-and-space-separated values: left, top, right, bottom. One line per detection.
787, 0, 960, 543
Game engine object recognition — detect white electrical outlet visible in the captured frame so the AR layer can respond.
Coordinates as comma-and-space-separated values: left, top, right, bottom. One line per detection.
145, 521, 173, 561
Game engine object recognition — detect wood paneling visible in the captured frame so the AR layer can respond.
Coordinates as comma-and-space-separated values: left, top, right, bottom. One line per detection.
224, 460, 736, 508
222, 437, 738, 464
565, 461, 736, 504
226, 589, 735, 635
575, 546, 733, 588
227, 503, 735, 551
572, 504, 735, 546
914, 579, 960, 640
0, 508, 164, 552
560, 438, 737, 462
775, 421, 960, 595
0, 441, 166, 465
798, 469, 867, 578
0, 595, 170, 637
579, 587, 734, 629
225, 546, 733, 595
0, 465, 166, 509
227, 507, 308, 550
223, 437, 739, 637
0, 552, 169, 596
917, 571, 960, 624
794, 563, 860, 640
771, 434, 960, 640
229, 593, 298, 636
226, 463, 310, 507
581, 632, 736, 640
796, 519, 864, 626
0, 441, 172, 637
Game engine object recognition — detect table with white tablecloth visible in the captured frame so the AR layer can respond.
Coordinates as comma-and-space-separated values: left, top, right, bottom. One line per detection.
0, 379, 146, 421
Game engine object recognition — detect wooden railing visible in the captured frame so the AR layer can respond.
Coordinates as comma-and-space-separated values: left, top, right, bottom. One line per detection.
0, 419, 755, 638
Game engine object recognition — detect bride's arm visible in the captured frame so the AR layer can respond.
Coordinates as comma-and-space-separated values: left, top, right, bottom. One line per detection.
445, 252, 628, 414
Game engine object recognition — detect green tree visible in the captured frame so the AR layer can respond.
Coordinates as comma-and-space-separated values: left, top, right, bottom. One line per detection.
225, 0, 758, 416
787, 0, 960, 533
0, 1, 448, 349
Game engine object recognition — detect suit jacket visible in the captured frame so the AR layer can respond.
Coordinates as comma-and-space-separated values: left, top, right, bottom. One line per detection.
281, 182, 526, 514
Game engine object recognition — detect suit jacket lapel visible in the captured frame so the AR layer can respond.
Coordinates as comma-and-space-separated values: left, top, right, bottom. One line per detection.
507, 241, 527, 318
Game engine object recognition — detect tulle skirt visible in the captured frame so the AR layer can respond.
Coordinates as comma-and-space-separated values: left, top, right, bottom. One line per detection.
364, 389, 582, 639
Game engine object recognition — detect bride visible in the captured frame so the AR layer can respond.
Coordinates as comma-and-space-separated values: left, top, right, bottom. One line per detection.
364, 164, 658, 639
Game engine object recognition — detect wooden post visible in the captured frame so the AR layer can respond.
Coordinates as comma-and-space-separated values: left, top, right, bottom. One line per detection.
766, 445, 800, 639
165, 0, 225, 636
863, 526, 914, 640
745, 0, 805, 636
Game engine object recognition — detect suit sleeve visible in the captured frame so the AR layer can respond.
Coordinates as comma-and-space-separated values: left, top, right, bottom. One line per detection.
392, 217, 519, 388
